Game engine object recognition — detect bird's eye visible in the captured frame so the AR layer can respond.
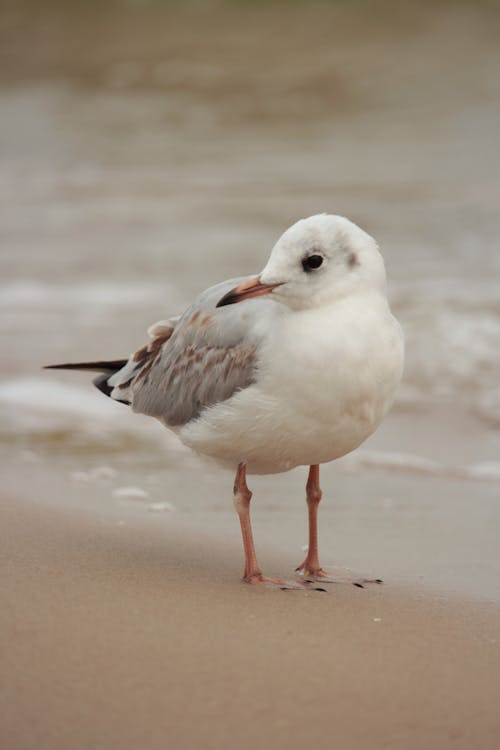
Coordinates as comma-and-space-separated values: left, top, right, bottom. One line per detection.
302, 254, 324, 272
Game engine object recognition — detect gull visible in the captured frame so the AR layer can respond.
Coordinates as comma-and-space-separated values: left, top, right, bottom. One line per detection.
46, 214, 404, 589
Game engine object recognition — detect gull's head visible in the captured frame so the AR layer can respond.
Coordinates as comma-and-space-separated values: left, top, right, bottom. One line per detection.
217, 214, 387, 311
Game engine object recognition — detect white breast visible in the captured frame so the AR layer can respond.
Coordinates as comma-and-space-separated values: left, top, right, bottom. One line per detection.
178, 292, 404, 474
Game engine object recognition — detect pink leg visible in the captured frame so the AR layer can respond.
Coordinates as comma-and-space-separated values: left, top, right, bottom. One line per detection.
233, 463, 315, 590
295, 465, 382, 587
233, 462, 261, 581
295, 465, 324, 577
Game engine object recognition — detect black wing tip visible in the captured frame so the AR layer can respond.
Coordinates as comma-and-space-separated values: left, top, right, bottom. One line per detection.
43, 360, 128, 373
43, 363, 84, 371
43, 361, 131, 406
93, 373, 130, 405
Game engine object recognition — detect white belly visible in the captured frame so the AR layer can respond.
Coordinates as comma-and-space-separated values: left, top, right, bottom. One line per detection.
177, 296, 404, 474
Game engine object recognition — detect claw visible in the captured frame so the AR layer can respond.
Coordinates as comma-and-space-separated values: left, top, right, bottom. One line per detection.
245, 574, 326, 591
297, 567, 383, 587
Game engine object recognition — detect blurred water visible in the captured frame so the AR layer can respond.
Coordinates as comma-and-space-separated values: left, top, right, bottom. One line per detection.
2, 1, 500, 461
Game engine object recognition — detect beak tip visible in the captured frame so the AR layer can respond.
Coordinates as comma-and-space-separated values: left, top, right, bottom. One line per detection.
215, 295, 231, 308
216, 277, 283, 308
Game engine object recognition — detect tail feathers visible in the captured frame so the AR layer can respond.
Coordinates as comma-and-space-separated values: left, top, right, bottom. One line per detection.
44, 359, 128, 374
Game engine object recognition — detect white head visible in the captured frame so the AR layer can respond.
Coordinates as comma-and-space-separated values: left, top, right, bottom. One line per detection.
217, 214, 387, 311
262, 214, 386, 309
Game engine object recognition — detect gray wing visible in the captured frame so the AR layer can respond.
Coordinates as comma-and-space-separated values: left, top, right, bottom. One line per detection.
109, 277, 275, 426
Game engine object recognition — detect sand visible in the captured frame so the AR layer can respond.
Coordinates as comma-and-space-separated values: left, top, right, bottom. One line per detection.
2, 492, 499, 750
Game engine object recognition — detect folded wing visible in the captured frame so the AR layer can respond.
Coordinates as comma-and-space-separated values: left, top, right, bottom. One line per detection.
112, 277, 271, 426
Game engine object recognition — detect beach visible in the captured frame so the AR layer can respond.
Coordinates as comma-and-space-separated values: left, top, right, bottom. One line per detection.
2, 438, 500, 749
2, 486, 500, 750
2, 1, 500, 747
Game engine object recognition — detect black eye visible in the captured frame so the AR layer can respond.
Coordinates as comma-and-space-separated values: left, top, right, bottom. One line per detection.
302, 254, 324, 272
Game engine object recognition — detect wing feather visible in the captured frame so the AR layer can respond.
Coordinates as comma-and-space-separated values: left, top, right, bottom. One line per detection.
109, 277, 271, 427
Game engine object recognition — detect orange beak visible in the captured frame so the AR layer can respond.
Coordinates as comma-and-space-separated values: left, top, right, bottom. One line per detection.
216, 276, 283, 307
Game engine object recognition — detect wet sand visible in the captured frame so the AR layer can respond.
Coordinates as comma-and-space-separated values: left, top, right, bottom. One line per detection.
2, 492, 499, 750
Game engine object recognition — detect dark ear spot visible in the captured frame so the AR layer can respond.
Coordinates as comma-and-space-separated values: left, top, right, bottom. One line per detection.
347, 252, 360, 268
